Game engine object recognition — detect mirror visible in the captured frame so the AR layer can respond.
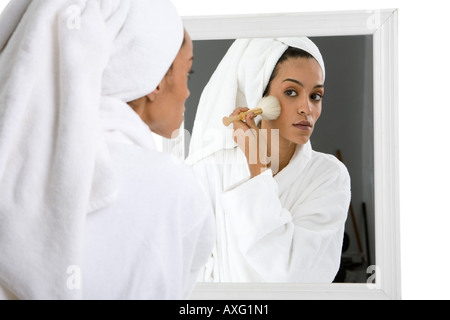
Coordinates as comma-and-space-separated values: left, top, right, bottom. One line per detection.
185, 35, 375, 285
183, 9, 400, 300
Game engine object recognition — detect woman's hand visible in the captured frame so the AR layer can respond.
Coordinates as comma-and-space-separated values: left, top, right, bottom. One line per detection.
230, 108, 269, 178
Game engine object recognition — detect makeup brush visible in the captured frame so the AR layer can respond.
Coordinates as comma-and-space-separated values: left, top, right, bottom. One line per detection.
222, 96, 281, 127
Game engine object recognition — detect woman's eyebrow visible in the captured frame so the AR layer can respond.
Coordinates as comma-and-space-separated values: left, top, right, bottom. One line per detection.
283, 78, 324, 89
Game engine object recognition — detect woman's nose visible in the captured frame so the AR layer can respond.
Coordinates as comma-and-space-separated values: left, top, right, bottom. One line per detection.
297, 96, 312, 115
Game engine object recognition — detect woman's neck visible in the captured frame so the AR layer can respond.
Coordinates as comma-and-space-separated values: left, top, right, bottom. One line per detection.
261, 120, 297, 176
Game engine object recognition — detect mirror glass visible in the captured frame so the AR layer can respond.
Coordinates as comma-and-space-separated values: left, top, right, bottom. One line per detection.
184, 35, 375, 284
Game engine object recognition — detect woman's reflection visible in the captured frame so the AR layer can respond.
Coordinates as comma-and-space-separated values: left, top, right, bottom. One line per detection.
187, 37, 351, 283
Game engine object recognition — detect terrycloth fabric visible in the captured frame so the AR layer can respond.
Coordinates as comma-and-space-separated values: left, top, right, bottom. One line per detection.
193, 144, 351, 282
187, 37, 326, 164
0, 0, 183, 300
82, 101, 215, 300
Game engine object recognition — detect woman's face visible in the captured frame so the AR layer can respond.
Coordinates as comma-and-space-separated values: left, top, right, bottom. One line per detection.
264, 57, 325, 146
146, 31, 194, 139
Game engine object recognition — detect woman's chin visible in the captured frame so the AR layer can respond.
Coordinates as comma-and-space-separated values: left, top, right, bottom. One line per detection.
285, 135, 310, 146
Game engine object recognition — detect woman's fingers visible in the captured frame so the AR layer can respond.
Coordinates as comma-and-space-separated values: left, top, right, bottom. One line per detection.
232, 111, 259, 154
230, 107, 249, 117
231, 108, 250, 131
245, 112, 258, 130
230, 109, 269, 178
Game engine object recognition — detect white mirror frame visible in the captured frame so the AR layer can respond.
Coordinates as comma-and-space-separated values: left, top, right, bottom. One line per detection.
184, 9, 400, 300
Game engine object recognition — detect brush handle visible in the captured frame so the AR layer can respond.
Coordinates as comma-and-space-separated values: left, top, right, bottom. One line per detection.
222, 108, 263, 127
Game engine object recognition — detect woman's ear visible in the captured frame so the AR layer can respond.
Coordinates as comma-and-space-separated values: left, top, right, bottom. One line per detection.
147, 85, 161, 102
147, 75, 168, 102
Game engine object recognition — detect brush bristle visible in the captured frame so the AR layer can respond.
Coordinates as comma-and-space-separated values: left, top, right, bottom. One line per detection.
257, 96, 281, 121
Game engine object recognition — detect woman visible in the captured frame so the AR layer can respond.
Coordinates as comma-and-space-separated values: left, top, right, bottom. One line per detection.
0, 0, 214, 300
188, 38, 351, 283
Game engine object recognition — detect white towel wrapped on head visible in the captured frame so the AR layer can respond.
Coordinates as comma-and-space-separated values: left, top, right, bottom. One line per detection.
0, 0, 183, 299
187, 37, 325, 164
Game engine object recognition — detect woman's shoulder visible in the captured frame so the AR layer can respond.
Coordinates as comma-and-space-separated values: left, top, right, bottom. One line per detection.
108, 143, 212, 223
110, 142, 198, 190
310, 150, 351, 182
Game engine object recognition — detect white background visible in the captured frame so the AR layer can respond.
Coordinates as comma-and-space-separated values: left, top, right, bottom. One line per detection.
1, 0, 449, 300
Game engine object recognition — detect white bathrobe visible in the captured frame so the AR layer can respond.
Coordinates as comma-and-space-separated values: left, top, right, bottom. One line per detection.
80, 105, 215, 300
0, 100, 215, 300
0, 0, 215, 300
193, 141, 351, 283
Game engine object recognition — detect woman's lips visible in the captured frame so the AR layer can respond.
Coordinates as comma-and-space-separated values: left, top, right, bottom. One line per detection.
293, 120, 312, 131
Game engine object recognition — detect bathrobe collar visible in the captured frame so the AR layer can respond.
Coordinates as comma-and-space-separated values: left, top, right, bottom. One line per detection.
274, 141, 313, 193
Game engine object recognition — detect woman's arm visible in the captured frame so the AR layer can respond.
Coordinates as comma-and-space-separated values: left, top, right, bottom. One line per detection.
221, 159, 351, 283
230, 108, 269, 178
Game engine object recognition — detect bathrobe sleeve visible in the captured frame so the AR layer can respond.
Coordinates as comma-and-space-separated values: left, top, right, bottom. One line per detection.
221, 158, 351, 283
180, 174, 217, 298
81, 139, 216, 300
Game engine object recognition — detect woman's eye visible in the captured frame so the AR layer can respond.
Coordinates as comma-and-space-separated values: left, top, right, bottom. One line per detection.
311, 93, 323, 101
284, 90, 298, 97
187, 70, 194, 80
